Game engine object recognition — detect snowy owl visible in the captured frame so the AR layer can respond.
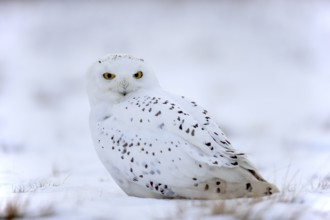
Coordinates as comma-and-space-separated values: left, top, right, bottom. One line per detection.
87, 54, 279, 199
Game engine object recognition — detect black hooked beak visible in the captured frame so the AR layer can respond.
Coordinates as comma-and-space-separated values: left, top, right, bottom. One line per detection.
120, 80, 129, 96
119, 79, 129, 96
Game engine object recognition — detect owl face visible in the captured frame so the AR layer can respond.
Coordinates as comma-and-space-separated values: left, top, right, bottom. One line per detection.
87, 54, 159, 103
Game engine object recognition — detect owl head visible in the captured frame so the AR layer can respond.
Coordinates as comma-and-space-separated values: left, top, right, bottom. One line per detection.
87, 54, 159, 104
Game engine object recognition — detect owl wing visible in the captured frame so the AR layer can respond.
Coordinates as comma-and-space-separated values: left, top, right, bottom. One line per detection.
163, 93, 265, 181
109, 91, 265, 182
161, 94, 237, 164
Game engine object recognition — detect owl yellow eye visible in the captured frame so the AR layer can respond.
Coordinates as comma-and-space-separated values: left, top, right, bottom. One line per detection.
103, 73, 116, 80
133, 71, 143, 79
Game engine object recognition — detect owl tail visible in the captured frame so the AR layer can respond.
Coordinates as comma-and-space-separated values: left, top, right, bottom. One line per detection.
219, 164, 279, 198
220, 179, 279, 199
174, 166, 279, 199
220, 164, 280, 198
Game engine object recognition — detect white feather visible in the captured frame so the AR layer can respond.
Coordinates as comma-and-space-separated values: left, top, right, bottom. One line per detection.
87, 54, 279, 199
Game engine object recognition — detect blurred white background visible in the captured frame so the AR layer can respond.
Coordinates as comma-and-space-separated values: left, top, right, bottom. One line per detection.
0, 0, 330, 219
1, 0, 329, 149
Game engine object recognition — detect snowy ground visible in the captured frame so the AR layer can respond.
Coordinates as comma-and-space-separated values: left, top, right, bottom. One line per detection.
1, 1, 330, 219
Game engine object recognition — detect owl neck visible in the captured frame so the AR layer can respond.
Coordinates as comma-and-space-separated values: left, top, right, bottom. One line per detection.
87, 85, 127, 105
89, 101, 113, 122
88, 90, 131, 121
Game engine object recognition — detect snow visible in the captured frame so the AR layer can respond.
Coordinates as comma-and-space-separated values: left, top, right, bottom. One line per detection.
0, 0, 330, 219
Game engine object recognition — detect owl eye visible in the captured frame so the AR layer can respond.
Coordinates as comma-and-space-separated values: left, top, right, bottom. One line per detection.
103, 73, 116, 80
133, 71, 143, 79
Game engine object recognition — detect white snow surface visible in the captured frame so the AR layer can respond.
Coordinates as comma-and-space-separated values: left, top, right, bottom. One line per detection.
0, 1, 330, 219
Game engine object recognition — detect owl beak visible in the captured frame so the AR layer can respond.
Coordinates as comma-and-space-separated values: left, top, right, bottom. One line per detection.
119, 80, 129, 96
